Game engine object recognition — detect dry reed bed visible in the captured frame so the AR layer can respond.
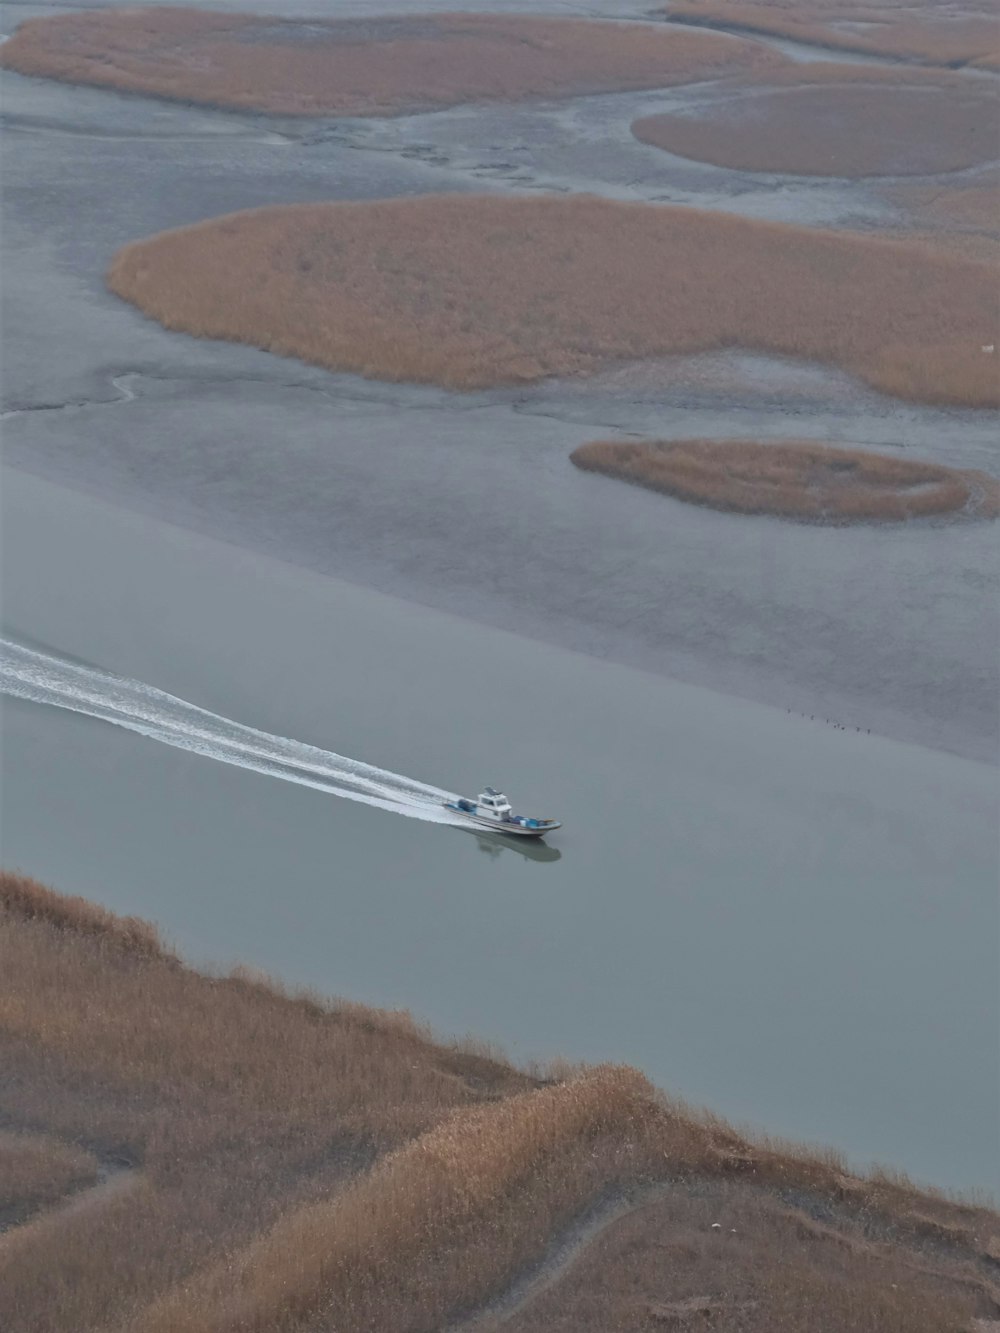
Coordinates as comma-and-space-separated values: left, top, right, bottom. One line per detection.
0, 872, 533, 1332
0, 1130, 101, 1227
117, 1067, 666, 1333
632, 66, 998, 176
0, 875, 527, 1142
0, 868, 164, 957
0, 9, 782, 117
3, 872, 997, 1333
879, 166, 1000, 264
107, 194, 1000, 407
493, 1181, 999, 1333
570, 439, 1000, 524
888, 178, 1000, 240
917, 182, 1000, 233
662, 0, 1000, 68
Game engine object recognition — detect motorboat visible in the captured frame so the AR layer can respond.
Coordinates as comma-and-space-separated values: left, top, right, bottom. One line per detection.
444, 787, 561, 838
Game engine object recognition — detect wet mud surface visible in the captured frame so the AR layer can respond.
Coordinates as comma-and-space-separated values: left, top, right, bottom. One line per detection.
2, 21, 996, 759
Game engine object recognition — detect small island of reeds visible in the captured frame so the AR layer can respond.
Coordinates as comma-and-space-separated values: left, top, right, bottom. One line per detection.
2, 870, 998, 1332
633, 65, 998, 178
570, 439, 1000, 524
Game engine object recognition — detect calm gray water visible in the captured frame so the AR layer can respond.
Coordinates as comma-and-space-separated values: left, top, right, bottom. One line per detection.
2, 469, 996, 1196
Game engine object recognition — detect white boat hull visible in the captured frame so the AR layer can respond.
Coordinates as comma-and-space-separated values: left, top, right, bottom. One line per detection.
443, 802, 560, 838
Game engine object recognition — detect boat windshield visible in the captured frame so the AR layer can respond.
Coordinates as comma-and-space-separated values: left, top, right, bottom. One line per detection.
478, 790, 510, 808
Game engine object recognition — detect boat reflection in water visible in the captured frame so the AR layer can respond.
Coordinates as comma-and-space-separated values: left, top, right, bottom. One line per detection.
469, 830, 562, 864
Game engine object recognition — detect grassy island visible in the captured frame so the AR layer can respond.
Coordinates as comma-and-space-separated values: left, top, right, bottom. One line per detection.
633, 66, 998, 178
0, 9, 781, 117
107, 195, 1000, 406
2, 871, 998, 1332
570, 439, 1000, 524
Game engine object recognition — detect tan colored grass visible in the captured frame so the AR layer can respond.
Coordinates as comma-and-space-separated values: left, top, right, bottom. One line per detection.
0, 873, 524, 1146
734, 59, 998, 89
0, 870, 533, 1331
912, 183, 1000, 233
888, 177, 1000, 239
3, 872, 997, 1333
0, 869, 166, 958
119, 1067, 664, 1333
0, 1130, 100, 1223
880, 169, 1000, 262
0, 9, 783, 117
570, 439, 999, 523
662, 0, 1000, 67
495, 1180, 999, 1333
107, 194, 1000, 407
633, 71, 997, 176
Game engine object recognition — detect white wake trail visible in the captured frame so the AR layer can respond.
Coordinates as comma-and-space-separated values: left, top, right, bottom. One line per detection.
0, 639, 463, 825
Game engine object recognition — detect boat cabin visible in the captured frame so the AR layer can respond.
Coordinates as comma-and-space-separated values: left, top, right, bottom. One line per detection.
446, 787, 560, 835
477, 787, 512, 820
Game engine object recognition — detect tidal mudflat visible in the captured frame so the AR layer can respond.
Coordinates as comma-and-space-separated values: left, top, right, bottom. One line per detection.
3, 47, 997, 764
1, 0, 998, 1266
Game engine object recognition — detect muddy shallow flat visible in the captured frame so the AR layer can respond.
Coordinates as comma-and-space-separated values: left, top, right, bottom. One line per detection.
2, 59, 997, 758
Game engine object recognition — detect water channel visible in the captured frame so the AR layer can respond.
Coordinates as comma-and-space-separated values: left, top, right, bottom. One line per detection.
2, 469, 996, 1195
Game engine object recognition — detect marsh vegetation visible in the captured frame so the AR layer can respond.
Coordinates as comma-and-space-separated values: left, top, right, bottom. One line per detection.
2, 873, 997, 1333
886, 176, 1000, 264
662, 0, 1000, 68
0, 9, 781, 117
570, 439, 999, 523
633, 67, 997, 177
0, 1130, 101, 1231
107, 195, 999, 406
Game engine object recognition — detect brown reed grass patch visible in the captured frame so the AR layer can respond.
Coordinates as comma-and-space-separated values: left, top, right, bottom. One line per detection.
119, 1067, 666, 1333
0, 869, 533, 1332
915, 183, 1000, 233
662, 0, 1000, 68
888, 178, 1000, 237
0, 870, 167, 958
494, 1180, 997, 1333
107, 194, 1000, 406
0, 1130, 100, 1227
2, 871, 997, 1333
0, 9, 783, 117
739, 58, 996, 88
570, 439, 999, 523
880, 171, 1000, 263
632, 70, 997, 176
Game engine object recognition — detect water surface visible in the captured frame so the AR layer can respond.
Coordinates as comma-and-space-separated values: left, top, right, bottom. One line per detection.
2, 469, 996, 1196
